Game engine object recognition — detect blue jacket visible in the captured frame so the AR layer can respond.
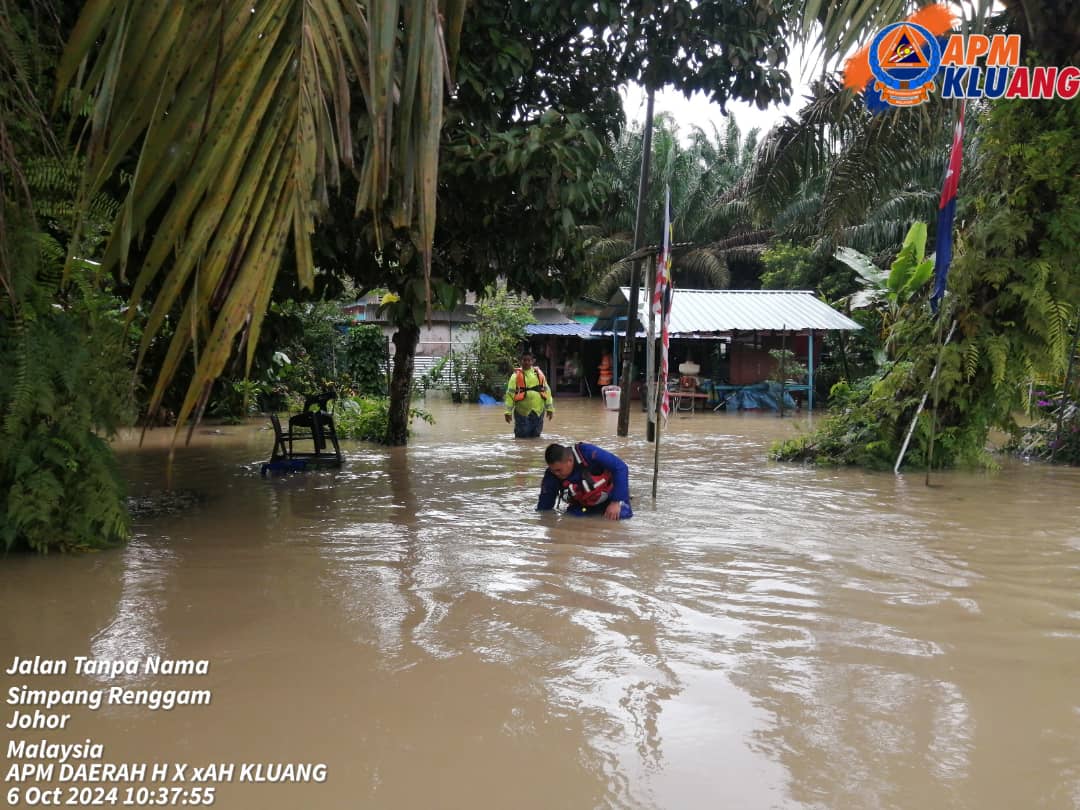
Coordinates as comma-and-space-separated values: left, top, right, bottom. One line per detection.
537, 443, 631, 514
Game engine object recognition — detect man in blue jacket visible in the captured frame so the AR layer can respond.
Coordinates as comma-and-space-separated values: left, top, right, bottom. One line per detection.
537, 443, 633, 520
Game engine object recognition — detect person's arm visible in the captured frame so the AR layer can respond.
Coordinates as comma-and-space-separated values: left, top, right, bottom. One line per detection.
545, 375, 555, 417
580, 443, 630, 504
536, 470, 559, 511
504, 374, 516, 417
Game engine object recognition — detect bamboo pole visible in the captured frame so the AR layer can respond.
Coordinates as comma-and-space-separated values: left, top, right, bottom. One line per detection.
894, 319, 957, 475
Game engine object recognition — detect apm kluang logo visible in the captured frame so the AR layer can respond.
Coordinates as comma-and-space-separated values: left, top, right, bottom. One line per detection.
844, 3, 1080, 111
867, 21, 942, 106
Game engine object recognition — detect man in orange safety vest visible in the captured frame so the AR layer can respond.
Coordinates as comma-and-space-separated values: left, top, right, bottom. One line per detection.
503, 349, 554, 438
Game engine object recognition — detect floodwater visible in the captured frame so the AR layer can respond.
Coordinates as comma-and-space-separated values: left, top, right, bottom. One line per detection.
2, 397, 1079, 810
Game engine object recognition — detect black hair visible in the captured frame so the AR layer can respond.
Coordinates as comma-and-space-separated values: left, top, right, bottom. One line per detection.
544, 443, 571, 464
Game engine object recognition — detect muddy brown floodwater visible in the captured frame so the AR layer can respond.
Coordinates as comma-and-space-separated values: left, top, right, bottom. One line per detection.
2, 398, 1079, 809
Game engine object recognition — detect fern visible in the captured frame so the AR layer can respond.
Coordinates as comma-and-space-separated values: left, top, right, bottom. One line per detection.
1, 5, 133, 552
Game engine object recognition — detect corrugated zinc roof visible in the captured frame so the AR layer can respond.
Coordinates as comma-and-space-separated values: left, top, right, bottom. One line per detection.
526, 322, 597, 337
616, 288, 861, 333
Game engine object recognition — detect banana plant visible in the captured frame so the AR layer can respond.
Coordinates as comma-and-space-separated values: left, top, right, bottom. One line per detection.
886, 221, 934, 304
835, 220, 935, 361
836, 221, 934, 306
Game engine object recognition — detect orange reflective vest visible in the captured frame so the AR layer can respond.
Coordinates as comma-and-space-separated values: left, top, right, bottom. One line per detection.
512, 368, 549, 402
560, 443, 614, 507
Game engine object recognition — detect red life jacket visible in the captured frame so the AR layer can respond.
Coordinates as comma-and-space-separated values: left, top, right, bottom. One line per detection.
513, 367, 549, 402
560, 443, 614, 507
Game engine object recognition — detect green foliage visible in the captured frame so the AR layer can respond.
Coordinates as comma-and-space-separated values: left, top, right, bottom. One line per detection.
945, 94, 1080, 442
767, 349, 807, 383
334, 396, 433, 444
209, 378, 267, 424
456, 286, 535, 400
1, 226, 135, 552
415, 356, 449, 395
250, 299, 348, 412
581, 0, 793, 109
588, 114, 762, 299
760, 242, 815, 290
1009, 393, 1079, 465
886, 221, 933, 303
1, 2, 136, 552
342, 324, 389, 397
312, 0, 803, 444
772, 96, 1080, 471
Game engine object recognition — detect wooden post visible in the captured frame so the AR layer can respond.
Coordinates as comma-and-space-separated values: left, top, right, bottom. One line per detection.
617, 88, 655, 437
778, 328, 787, 418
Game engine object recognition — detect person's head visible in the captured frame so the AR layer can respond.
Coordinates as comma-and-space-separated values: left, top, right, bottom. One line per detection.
520, 350, 534, 369
545, 443, 574, 479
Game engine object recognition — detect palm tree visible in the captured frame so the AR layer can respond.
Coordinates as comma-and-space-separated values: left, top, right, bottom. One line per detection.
587, 112, 763, 298
738, 75, 955, 260
808, 0, 1076, 69
57, 0, 464, 434
750, 0, 1072, 262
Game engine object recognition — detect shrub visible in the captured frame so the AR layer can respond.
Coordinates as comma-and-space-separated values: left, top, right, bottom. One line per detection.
334, 396, 433, 443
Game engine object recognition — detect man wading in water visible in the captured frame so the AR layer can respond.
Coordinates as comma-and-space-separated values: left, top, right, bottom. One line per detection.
504, 349, 554, 438
536, 443, 632, 520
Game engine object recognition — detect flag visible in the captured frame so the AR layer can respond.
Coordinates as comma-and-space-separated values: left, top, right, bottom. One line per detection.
931, 104, 965, 313
655, 187, 673, 420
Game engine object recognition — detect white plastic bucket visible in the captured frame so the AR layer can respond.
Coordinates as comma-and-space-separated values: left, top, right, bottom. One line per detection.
602, 385, 621, 410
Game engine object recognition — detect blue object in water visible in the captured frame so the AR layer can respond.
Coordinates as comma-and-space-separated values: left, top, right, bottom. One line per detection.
477, 393, 499, 405
261, 458, 308, 476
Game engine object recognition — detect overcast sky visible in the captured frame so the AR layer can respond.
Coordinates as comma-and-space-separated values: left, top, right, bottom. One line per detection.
621, 41, 820, 140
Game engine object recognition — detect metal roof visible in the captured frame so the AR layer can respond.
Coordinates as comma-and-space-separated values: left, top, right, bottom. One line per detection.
609, 288, 861, 334
526, 322, 598, 337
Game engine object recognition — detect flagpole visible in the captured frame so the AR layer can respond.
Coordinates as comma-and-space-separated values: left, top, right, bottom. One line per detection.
652, 274, 669, 498
646, 257, 657, 443
924, 101, 965, 483
652, 188, 672, 496
896, 101, 965, 477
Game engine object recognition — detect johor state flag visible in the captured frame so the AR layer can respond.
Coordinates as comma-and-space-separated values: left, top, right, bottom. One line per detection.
931, 104, 965, 313
654, 187, 673, 420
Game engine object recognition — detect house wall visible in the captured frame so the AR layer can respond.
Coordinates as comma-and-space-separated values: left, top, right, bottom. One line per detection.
728, 335, 809, 384
730, 347, 777, 385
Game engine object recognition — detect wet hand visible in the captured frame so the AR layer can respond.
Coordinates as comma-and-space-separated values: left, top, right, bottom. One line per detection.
504, 413, 512, 424
604, 501, 621, 521
546, 411, 554, 421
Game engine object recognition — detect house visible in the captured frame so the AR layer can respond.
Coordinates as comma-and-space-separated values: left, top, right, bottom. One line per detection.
592, 288, 861, 409
342, 292, 611, 394
341, 292, 477, 358
524, 298, 609, 397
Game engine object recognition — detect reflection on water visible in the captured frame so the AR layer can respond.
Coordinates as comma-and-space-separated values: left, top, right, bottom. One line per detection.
2, 400, 1079, 809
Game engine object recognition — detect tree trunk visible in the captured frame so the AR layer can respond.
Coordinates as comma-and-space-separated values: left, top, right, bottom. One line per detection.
387, 321, 420, 446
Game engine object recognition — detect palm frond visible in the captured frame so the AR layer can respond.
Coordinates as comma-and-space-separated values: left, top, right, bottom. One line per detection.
706, 229, 774, 252
676, 248, 731, 289
800, 0, 997, 70
57, 0, 458, 434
